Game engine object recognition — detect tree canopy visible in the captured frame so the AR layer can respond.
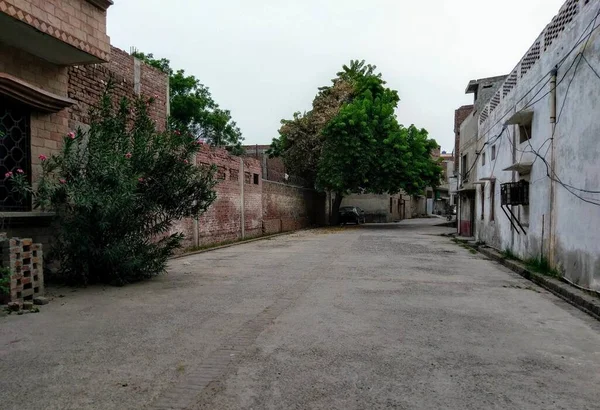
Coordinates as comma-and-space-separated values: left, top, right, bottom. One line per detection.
270, 60, 442, 222
133, 52, 244, 155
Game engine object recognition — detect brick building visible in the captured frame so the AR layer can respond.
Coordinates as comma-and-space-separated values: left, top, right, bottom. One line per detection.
0, 0, 168, 243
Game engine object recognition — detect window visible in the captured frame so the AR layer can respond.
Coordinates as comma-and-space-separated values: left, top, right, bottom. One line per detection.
253, 173, 259, 185
519, 123, 532, 144
0, 96, 31, 211
491, 145, 496, 161
389, 197, 393, 213
244, 171, 251, 184
490, 180, 495, 221
461, 154, 468, 181
482, 152, 486, 166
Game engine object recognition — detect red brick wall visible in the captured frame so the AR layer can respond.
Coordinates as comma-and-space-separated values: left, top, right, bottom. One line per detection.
454, 105, 474, 166
67, 46, 168, 130
170, 146, 263, 249
262, 181, 324, 234
170, 147, 329, 250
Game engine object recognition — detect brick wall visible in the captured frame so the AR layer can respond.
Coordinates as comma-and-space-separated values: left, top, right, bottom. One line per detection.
170, 146, 328, 250
454, 105, 474, 167
2, 0, 111, 60
0, 44, 68, 96
68, 46, 169, 130
262, 181, 324, 234
170, 146, 263, 249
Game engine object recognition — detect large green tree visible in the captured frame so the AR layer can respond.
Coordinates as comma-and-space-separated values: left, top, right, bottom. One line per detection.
272, 60, 442, 223
133, 52, 244, 155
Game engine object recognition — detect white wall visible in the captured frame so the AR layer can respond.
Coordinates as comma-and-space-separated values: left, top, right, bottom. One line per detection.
476, 0, 600, 291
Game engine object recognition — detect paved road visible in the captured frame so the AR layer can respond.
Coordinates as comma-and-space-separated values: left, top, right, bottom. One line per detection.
2, 219, 600, 410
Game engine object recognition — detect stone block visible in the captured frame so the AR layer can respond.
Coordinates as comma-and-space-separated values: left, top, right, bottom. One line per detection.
33, 296, 49, 305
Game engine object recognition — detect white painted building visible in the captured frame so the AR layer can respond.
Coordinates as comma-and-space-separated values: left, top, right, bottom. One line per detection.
474, 0, 600, 291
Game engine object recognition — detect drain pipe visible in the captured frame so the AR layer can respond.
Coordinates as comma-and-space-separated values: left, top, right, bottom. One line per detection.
548, 67, 558, 267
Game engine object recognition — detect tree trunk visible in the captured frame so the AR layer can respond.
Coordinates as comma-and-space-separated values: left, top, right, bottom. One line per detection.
330, 193, 343, 225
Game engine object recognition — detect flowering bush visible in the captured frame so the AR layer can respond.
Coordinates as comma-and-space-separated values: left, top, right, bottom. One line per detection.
12, 91, 216, 285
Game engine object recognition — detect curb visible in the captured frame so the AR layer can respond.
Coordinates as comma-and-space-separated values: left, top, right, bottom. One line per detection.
458, 242, 600, 322
169, 228, 316, 260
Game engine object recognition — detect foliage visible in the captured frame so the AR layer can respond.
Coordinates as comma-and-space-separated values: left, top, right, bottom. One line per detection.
502, 248, 519, 260
271, 59, 442, 222
132, 51, 244, 155
525, 256, 562, 278
0, 266, 10, 295
11, 90, 217, 285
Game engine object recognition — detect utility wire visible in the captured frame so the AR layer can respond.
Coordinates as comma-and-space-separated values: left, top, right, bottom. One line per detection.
477, 6, 600, 142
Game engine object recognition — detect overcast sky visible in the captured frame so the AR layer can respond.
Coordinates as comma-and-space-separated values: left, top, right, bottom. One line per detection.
108, 0, 565, 152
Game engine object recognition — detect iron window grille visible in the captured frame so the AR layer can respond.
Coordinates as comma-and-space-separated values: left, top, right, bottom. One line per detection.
500, 181, 529, 206
0, 96, 32, 211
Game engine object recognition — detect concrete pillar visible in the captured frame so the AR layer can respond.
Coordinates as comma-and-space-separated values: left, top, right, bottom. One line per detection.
240, 158, 245, 239
133, 58, 141, 96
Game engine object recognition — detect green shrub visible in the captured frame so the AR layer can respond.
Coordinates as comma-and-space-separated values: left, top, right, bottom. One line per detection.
0, 266, 10, 295
525, 256, 561, 278
11, 91, 216, 285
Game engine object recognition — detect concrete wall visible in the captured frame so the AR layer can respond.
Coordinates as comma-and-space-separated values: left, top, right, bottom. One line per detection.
475, 0, 600, 291
341, 192, 414, 222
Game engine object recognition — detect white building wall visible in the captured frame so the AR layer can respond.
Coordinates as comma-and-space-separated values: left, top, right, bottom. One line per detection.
476, 0, 600, 291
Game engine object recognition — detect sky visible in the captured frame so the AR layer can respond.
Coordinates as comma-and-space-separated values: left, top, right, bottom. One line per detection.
108, 0, 566, 153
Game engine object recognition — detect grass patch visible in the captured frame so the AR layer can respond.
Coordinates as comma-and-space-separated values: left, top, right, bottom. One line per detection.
501, 248, 519, 261
469, 249, 477, 254
525, 256, 562, 278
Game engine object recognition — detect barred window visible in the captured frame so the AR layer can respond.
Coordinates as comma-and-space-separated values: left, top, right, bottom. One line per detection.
0, 96, 31, 211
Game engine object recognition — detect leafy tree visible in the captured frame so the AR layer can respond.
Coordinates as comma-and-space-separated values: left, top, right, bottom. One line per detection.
132, 51, 244, 155
272, 60, 442, 223
11, 90, 217, 285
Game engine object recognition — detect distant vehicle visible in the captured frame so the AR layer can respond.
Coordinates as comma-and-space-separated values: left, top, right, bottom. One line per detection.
339, 206, 365, 225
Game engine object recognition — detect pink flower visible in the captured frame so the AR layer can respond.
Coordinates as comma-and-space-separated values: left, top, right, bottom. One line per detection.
39, 154, 47, 161
67, 131, 75, 139
183, 159, 189, 164
16, 169, 24, 174
125, 152, 132, 159
138, 177, 145, 183
59, 179, 67, 184
174, 130, 181, 136
4, 172, 13, 178
154, 94, 159, 99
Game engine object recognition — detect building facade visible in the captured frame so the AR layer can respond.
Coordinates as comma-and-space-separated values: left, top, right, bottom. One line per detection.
0, 0, 168, 245
456, 75, 507, 236
474, 0, 600, 291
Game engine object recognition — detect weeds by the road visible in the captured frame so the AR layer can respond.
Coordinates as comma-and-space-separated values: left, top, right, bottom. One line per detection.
502, 248, 519, 261
501, 248, 561, 278
525, 256, 562, 278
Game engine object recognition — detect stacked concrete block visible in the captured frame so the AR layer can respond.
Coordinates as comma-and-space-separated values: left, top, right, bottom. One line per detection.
0, 237, 44, 307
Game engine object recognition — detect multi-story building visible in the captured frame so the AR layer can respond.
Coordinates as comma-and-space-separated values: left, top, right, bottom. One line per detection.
474, 0, 600, 292
456, 75, 507, 236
